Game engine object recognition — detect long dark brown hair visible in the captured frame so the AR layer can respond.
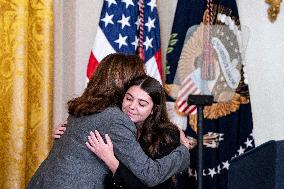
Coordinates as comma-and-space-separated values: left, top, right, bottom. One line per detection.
68, 53, 146, 116
124, 76, 180, 158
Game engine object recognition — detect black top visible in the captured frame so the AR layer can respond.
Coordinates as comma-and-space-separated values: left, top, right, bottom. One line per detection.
106, 127, 181, 189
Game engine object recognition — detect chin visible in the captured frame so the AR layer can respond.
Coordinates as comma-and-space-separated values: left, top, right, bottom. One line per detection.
129, 117, 136, 123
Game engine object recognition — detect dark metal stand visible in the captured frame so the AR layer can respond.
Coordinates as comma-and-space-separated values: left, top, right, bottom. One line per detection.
187, 95, 213, 189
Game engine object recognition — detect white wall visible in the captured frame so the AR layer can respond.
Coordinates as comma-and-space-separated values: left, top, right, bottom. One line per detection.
54, 0, 284, 146
54, 0, 103, 124
237, 0, 284, 145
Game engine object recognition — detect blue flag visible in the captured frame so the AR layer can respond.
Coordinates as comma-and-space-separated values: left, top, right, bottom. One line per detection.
165, 0, 255, 188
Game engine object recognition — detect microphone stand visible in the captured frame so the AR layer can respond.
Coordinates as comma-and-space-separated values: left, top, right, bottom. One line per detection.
187, 95, 213, 189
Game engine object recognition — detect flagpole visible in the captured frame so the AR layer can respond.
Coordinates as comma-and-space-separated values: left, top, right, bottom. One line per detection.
138, 0, 145, 61
188, 95, 213, 189
194, 1, 214, 187
197, 106, 204, 189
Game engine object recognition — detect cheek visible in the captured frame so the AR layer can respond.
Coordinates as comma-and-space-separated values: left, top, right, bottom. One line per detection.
122, 101, 128, 113
138, 107, 153, 119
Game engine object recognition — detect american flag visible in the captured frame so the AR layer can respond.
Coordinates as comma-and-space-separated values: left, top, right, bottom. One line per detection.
87, 0, 162, 83
176, 74, 200, 115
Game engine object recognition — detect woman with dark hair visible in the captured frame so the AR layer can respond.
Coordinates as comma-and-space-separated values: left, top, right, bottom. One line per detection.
87, 75, 195, 189
28, 53, 191, 189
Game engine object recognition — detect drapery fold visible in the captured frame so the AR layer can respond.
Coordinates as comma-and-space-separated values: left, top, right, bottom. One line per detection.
0, 1, 54, 188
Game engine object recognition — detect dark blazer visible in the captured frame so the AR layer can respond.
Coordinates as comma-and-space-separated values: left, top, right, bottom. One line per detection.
27, 107, 190, 189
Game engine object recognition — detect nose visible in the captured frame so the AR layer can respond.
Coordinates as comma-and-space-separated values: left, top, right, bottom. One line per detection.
129, 100, 137, 110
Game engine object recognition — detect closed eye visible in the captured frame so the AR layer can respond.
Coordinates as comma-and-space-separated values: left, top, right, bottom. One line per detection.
139, 103, 146, 107
138, 100, 149, 107
125, 93, 133, 101
126, 97, 132, 101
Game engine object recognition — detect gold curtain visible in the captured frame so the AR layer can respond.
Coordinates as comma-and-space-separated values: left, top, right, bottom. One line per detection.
0, 0, 54, 188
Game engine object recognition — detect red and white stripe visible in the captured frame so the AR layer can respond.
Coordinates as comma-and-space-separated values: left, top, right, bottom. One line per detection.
86, 27, 115, 80
87, 29, 162, 83
176, 74, 201, 115
145, 49, 162, 83
86, 0, 162, 83
137, 0, 162, 83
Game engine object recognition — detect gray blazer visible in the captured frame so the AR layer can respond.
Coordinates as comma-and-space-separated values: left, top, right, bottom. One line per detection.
27, 107, 190, 189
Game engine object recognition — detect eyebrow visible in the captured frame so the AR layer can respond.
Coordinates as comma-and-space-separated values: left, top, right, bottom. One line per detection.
126, 92, 150, 104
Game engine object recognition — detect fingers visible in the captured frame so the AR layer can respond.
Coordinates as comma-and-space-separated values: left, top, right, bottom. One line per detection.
94, 130, 104, 144
89, 131, 98, 146
53, 134, 61, 139
86, 131, 113, 157
179, 131, 187, 143
55, 130, 65, 135
88, 130, 108, 147
57, 120, 67, 128
58, 126, 66, 131
60, 119, 67, 126
52, 124, 67, 139
188, 141, 195, 149
185, 137, 197, 149
179, 129, 186, 138
52, 120, 67, 139
187, 136, 196, 143
86, 141, 96, 153
179, 131, 198, 150
105, 134, 113, 147
85, 141, 92, 150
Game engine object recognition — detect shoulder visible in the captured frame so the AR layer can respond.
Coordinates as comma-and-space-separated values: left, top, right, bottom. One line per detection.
104, 106, 122, 114
68, 107, 132, 127
104, 107, 137, 133
103, 106, 124, 117
104, 107, 132, 123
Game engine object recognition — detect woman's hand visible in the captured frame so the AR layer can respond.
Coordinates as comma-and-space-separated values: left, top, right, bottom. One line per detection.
179, 129, 197, 150
52, 120, 67, 139
86, 130, 119, 174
